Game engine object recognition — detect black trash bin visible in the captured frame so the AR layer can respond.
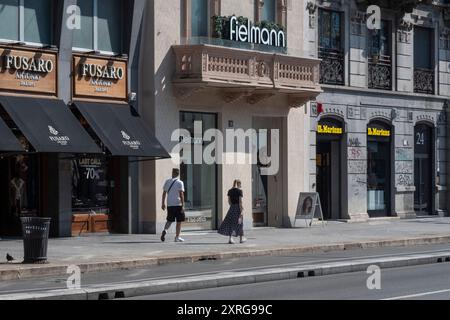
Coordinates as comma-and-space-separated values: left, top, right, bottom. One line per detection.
20, 217, 51, 264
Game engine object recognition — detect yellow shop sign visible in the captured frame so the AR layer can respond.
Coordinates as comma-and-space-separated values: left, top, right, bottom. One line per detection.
318, 125, 343, 135
368, 127, 390, 137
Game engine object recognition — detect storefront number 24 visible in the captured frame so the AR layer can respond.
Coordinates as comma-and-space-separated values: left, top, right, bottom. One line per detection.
416, 132, 425, 146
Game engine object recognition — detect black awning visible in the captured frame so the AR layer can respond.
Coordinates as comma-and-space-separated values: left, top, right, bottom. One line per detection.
0, 96, 101, 154
72, 102, 170, 159
0, 115, 24, 153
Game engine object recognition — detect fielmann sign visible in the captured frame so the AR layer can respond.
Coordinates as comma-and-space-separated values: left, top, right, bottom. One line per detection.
229, 16, 286, 48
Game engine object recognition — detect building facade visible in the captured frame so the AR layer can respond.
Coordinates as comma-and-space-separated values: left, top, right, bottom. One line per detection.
1, 1, 448, 239
0, 0, 168, 238
138, 0, 322, 233
306, 0, 450, 221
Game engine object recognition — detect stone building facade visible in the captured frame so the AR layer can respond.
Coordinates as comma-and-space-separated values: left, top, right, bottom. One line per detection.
306, 0, 450, 221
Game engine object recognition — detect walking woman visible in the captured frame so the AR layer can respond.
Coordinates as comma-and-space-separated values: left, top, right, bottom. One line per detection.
218, 180, 246, 244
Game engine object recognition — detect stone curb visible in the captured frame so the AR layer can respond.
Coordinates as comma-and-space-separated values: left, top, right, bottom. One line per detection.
2, 250, 450, 300
1, 235, 450, 281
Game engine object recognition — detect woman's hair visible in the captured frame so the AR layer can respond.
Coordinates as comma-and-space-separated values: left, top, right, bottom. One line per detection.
233, 179, 242, 188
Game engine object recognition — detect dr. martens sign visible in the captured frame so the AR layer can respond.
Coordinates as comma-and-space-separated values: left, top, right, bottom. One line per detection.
0, 46, 57, 95
73, 55, 127, 101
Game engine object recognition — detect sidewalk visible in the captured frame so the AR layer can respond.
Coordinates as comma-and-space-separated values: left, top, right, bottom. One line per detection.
1, 217, 450, 281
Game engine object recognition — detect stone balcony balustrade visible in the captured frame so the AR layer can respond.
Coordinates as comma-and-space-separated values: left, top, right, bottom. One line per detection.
172, 44, 322, 107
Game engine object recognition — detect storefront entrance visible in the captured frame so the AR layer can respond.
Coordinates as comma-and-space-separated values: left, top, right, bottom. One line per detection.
316, 118, 343, 220
180, 112, 217, 230
414, 124, 433, 216
367, 121, 392, 217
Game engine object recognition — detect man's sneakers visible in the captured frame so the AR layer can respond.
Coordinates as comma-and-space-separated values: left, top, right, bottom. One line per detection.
175, 236, 185, 243
228, 238, 235, 244
160, 230, 167, 242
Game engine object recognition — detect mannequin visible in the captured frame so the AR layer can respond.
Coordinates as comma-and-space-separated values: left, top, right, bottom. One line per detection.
10, 175, 27, 217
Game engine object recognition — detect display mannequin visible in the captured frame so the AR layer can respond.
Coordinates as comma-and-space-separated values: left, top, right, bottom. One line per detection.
10, 176, 27, 217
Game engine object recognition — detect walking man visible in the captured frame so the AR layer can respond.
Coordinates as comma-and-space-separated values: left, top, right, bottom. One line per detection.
161, 168, 185, 242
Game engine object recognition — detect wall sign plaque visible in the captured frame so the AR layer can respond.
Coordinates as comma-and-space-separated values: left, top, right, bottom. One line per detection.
0, 46, 57, 95
73, 55, 127, 101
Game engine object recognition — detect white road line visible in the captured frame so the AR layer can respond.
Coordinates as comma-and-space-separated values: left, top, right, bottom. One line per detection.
383, 289, 450, 300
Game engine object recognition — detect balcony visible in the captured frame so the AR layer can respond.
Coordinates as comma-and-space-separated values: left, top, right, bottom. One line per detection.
318, 47, 345, 85
414, 68, 434, 95
368, 55, 392, 90
172, 44, 321, 107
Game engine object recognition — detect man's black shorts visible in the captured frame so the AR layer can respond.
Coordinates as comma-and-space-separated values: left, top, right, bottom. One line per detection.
167, 206, 185, 222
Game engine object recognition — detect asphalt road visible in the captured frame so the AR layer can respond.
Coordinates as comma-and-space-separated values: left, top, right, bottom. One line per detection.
1, 243, 450, 297
131, 263, 450, 300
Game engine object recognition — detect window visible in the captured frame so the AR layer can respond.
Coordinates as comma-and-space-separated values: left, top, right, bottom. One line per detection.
319, 9, 342, 50
368, 20, 392, 90
414, 26, 434, 94
0, 0, 52, 45
73, 0, 123, 54
71, 155, 114, 214
414, 27, 433, 70
191, 0, 208, 37
261, 0, 276, 22
318, 9, 344, 85
180, 112, 217, 230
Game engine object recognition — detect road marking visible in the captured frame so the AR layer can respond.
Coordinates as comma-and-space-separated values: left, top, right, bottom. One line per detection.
383, 289, 450, 300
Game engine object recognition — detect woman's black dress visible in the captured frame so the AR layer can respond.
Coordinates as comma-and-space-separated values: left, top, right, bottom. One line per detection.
218, 188, 244, 237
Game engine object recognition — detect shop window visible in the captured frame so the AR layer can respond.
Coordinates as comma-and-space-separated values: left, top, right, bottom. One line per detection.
179, 111, 217, 230
0, 0, 52, 45
71, 155, 114, 214
0, 139, 40, 236
318, 9, 344, 85
73, 0, 123, 54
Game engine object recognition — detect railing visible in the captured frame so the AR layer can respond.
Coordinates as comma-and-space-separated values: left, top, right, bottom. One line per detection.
368, 54, 392, 90
318, 47, 345, 85
414, 68, 434, 95
172, 44, 321, 93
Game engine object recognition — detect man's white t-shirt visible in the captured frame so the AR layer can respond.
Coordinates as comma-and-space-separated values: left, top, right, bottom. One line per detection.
163, 178, 185, 207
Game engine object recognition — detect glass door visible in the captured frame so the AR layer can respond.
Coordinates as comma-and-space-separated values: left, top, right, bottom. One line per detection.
367, 121, 392, 217
414, 124, 433, 215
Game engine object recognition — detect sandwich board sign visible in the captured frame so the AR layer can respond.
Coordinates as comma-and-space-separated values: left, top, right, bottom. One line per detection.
294, 192, 325, 228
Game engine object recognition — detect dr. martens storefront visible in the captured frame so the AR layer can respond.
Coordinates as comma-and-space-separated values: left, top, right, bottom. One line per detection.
0, 46, 169, 237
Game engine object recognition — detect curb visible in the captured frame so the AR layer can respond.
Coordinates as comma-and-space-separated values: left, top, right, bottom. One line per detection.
3, 250, 450, 300
1, 235, 450, 281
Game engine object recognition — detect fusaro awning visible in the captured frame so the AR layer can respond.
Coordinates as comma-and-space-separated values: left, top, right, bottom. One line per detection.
72, 101, 170, 159
0, 95, 101, 154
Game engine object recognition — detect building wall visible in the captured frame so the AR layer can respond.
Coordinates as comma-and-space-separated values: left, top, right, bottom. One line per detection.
138, 0, 314, 233
307, 0, 450, 220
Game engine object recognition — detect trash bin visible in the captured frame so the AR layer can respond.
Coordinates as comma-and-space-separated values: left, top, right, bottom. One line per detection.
20, 217, 51, 264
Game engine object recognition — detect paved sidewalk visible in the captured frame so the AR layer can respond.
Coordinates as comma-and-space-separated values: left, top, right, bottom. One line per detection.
1, 217, 450, 280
